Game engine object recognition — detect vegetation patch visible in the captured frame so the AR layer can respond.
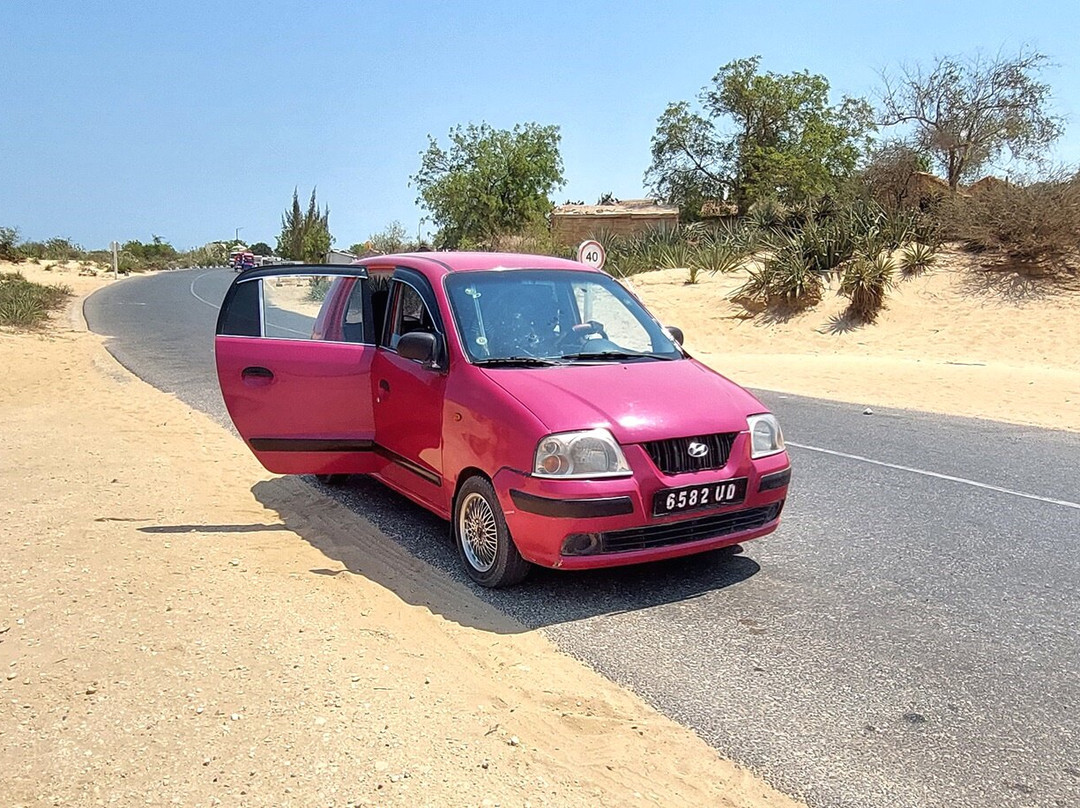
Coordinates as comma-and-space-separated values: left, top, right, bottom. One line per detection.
0, 272, 72, 329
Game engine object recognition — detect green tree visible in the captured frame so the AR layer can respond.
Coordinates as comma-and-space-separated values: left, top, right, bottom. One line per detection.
412, 122, 564, 249
366, 221, 409, 254
276, 187, 333, 262
249, 242, 273, 256
0, 226, 21, 262
646, 57, 874, 216
879, 49, 1063, 191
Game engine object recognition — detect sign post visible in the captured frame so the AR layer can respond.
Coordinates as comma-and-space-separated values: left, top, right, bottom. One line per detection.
576, 240, 606, 320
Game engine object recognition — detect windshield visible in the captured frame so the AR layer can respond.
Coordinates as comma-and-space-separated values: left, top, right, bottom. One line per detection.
445, 269, 682, 364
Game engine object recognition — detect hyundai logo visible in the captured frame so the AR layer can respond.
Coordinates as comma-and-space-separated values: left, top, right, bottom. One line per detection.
687, 442, 709, 458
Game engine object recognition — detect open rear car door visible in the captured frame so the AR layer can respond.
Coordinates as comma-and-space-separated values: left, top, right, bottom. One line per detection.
215, 265, 381, 476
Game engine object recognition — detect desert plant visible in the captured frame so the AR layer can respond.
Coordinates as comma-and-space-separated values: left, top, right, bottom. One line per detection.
899, 242, 938, 276
306, 276, 332, 302
0, 272, 72, 328
656, 241, 695, 271
0, 227, 22, 262
840, 253, 895, 322
749, 196, 788, 232
732, 249, 824, 309
691, 242, 746, 277
938, 172, 1080, 267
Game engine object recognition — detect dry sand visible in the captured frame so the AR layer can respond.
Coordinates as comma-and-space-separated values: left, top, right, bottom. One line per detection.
2, 261, 799, 807
628, 247, 1080, 432
2, 252, 1076, 807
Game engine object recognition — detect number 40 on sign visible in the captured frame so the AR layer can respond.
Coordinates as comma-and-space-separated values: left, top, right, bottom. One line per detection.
576, 239, 606, 270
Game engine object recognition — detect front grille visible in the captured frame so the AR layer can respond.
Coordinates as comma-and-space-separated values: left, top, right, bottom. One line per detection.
564, 502, 782, 555
642, 432, 738, 475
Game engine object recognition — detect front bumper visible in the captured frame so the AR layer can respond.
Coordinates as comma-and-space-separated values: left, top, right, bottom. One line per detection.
493, 437, 790, 570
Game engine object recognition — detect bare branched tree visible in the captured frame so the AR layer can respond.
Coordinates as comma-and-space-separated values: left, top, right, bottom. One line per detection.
879, 49, 1063, 191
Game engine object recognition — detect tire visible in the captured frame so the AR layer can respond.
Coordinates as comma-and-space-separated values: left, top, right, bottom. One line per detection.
453, 476, 531, 588
314, 474, 350, 486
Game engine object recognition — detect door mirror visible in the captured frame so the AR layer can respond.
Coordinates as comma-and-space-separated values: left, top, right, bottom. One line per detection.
397, 331, 439, 364
665, 325, 684, 346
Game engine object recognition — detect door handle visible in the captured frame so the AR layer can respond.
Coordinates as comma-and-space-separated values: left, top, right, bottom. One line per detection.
241, 366, 274, 387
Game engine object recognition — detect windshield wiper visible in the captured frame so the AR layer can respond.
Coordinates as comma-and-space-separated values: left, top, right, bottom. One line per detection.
561, 351, 675, 362
473, 356, 562, 367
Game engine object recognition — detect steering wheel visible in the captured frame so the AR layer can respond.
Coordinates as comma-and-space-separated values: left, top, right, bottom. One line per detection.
556, 320, 607, 349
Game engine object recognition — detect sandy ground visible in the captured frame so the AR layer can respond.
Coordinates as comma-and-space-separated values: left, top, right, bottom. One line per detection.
2, 261, 801, 807
628, 247, 1080, 432
2, 252, 1077, 807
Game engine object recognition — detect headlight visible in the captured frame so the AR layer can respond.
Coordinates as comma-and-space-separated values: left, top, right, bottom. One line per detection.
748, 413, 785, 458
533, 429, 631, 479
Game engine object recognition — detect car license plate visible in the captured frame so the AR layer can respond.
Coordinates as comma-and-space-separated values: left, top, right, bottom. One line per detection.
653, 478, 747, 517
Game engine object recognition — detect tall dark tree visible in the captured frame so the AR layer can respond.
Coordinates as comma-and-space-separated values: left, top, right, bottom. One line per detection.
276, 187, 332, 262
879, 49, 1063, 190
646, 57, 874, 216
412, 122, 564, 249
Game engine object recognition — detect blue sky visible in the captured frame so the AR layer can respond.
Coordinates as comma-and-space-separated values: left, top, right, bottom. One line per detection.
3, 0, 1078, 249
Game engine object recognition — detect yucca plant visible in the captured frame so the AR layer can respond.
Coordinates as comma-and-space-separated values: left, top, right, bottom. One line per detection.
692, 242, 746, 276
840, 253, 895, 323
749, 196, 788, 232
767, 250, 825, 307
655, 241, 695, 271
899, 242, 938, 276
733, 246, 824, 309
730, 261, 777, 305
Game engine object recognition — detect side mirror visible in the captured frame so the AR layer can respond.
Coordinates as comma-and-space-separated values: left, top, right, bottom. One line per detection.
665, 325, 684, 346
397, 331, 439, 364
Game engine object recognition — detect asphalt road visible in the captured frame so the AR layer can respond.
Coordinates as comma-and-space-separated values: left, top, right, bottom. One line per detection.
84, 268, 1080, 808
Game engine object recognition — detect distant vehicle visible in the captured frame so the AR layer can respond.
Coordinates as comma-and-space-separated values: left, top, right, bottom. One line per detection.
213, 252, 790, 587
234, 252, 255, 272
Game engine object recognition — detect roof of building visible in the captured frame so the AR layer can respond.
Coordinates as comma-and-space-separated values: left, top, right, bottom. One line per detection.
551, 199, 678, 216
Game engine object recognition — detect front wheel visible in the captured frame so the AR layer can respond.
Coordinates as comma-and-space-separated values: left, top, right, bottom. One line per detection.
453, 476, 531, 588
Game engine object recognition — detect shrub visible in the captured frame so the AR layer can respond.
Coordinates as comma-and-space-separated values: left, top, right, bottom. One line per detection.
840, 253, 895, 322
689, 242, 745, 278
732, 250, 824, 309
899, 242, 938, 276
306, 276, 332, 302
939, 173, 1080, 267
0, 272, 72, 328
748, 196, 788, 232
0, 227, 22, 262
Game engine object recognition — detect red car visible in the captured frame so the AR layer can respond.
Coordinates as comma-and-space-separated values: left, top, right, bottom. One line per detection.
215, 253, 790, 587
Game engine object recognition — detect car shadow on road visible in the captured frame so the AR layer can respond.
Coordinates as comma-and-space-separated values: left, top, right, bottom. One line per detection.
246, 474, 761, 635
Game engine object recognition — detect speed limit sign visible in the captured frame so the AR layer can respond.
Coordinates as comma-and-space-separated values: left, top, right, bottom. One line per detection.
576, 239, 606, 270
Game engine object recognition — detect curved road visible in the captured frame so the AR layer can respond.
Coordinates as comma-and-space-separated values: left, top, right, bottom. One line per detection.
85, 268, 1080, 808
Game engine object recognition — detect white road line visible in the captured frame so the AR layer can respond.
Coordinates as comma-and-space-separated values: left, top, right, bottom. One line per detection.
787, 441, 1080, 511
189, 269, 310, 337
189, 271, 223, 311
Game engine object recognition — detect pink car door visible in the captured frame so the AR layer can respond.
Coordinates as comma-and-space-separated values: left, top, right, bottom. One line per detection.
214, 266, 381, 476
370, 270, 448, 512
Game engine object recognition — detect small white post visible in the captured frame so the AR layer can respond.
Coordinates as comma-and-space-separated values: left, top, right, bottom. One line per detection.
111, 241, 119, 279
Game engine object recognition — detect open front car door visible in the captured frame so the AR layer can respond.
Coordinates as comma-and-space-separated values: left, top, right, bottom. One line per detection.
214, 265, 381, 476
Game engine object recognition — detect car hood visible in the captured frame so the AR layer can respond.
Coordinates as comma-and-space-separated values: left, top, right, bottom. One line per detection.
480, 358, 764, 443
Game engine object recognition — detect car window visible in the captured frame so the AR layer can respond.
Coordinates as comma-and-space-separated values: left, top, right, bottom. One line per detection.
445, 270, 680, 362
385, 281, 436, 350
218, 272, 369, 342
261, 276, 330, 339
341, 279, 366, 343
